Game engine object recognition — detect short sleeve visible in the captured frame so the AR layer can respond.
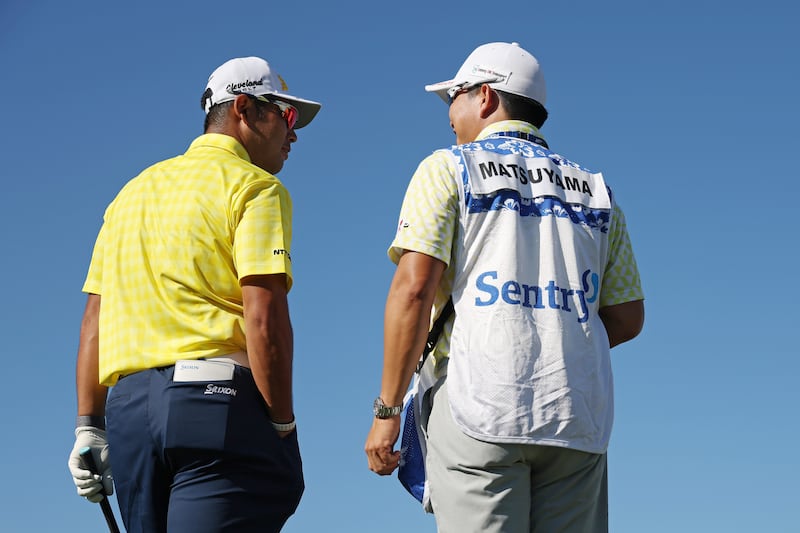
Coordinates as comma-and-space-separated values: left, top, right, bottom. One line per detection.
82, 221, 106, 295
233, 181, 294, 290
599, 204, 644, 307
388, 150, 459, 265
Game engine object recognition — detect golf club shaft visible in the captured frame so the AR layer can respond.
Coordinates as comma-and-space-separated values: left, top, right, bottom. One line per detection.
79, 447, 121, 533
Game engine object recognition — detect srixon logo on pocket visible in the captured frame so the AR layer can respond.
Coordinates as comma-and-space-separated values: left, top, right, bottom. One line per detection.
204, 384, 238, 396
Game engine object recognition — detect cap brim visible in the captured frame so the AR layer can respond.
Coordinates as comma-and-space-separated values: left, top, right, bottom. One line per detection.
267, 93, 321, 129
424, 79, 459, 104
424, 76, 501, 104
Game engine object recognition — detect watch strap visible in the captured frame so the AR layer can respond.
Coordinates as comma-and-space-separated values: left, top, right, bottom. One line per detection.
374, 397, 403, 418
271, 418, 296, 432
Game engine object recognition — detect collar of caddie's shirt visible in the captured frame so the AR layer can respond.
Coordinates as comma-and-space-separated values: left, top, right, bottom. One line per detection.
475, 120, 547, 145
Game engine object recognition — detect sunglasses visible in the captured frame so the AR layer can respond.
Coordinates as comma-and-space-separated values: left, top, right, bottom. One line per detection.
446, 77, 504, 105
446, 82, 481, 104
251, 95, 299, 130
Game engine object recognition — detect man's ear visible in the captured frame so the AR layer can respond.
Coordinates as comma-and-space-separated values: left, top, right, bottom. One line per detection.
478, 84, 501, 119
232, 94, 253, 124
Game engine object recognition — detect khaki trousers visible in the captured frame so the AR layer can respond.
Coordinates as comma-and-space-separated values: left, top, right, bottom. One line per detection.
423, 379, 608, 533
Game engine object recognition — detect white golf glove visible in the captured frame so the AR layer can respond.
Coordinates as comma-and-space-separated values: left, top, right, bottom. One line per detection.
68, 426, 113, 503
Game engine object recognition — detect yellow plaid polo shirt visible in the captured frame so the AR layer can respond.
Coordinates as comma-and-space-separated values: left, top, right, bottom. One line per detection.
83, 134, 293, 385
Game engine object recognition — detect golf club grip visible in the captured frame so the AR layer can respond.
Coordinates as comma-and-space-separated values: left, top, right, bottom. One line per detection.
79, 447, 121, 533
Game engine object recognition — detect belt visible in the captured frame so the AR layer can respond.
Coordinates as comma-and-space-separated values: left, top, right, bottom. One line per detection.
205, 351, 249, 369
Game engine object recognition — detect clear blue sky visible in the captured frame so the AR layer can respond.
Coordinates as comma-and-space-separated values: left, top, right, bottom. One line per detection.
2, 1, 798, 531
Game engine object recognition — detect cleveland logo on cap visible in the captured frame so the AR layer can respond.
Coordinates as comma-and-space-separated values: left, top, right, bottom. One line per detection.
225, 79, 264, 94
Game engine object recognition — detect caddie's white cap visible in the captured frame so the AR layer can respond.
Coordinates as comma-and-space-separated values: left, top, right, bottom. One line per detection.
425, 42, 546, 106
201, 56, 321, 129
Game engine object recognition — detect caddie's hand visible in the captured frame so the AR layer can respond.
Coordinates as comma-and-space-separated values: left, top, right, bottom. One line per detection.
365, 417, 401, 475
68, 426, 113, 503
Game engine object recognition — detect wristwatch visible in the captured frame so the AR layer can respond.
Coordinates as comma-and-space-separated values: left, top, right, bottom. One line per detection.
373, 397, 403, 419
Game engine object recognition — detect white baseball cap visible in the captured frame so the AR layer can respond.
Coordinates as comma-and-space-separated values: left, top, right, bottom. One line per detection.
201, 56, 321, 129
425, 42, 546, 106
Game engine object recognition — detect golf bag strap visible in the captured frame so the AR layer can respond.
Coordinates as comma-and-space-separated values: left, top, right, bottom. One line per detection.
415, 298, 454, 374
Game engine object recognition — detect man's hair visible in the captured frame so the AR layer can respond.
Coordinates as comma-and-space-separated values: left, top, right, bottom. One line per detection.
203, 97, 270, 132
496, 90, 548, 129
204, 101, 232, 132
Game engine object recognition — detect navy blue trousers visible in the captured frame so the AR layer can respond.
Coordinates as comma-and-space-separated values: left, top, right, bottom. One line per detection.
106, 364, 303, 533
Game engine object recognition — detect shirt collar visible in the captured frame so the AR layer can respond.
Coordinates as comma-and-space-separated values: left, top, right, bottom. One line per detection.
187, 133, 252, 163
475, 120, 546, 144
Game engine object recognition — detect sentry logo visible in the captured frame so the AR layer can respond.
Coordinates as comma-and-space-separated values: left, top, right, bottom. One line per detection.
204, 384, 237, 397
474, 269, 599, 323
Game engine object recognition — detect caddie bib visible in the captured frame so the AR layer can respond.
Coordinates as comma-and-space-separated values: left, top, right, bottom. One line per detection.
444, 132, 616, 453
